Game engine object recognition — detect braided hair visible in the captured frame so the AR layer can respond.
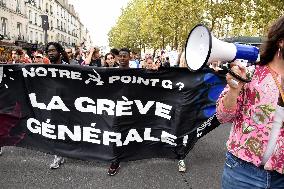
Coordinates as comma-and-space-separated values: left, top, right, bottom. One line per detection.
45, 42, 70, 64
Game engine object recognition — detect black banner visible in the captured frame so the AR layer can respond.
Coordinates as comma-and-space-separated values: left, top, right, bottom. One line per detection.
0, 64, 226, 162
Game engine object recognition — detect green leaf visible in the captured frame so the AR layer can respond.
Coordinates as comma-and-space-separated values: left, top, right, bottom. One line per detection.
242, 123, 255, 134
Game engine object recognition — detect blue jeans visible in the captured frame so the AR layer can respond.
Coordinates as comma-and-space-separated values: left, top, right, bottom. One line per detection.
222, 152, 284, 189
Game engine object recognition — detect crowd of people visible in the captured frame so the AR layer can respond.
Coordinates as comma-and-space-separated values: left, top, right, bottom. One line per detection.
0, 44, 182, 69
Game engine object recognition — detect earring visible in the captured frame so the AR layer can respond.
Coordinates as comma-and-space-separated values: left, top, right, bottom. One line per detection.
278, 48, 281, 58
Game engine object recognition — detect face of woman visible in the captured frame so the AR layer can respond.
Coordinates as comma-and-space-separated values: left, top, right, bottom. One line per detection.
106, 54, 115, 66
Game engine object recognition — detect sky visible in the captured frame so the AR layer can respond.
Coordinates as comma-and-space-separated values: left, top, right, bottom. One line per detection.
68, 0, 130, 47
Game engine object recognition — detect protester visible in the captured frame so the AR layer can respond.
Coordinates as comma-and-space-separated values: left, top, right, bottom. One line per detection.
110, 48, 120, 66
74, 50, 84, 65
65, 48, 79, 65
144, 57, 155, 69
46, 42, 69, 65
154, 58, 162, 68
22, 49, 32, 63
176, 50, 187, 172
163, 57, 170, 68
216, 16, 284, 188
45, 42, 69, 169
107, 47, 131, 176
82, 47, 101, 67
178, 51, 187, 68
100, 54, 105, 66
33, 52, 44, 64
104, 53, 118, 67
129, 51, 140, 68
8, 49, 23, 64
35, 50, 50, 64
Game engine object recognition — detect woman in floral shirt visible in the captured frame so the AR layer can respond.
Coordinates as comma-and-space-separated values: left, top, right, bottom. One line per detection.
217, 16, 284, 189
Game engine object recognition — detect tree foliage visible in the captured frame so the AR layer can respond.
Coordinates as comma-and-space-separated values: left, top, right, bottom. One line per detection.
108, 0, 284, 52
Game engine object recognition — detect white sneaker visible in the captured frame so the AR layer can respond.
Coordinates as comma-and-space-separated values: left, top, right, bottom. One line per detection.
0, 147, 2, 156
178, 160, 186, 173
50, 155, 65, 169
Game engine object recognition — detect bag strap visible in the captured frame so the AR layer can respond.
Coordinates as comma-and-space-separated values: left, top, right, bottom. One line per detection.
267, 65, 284, 102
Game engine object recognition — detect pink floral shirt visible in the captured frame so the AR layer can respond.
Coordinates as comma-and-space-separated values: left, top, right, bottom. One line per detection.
216, 65, 284, 174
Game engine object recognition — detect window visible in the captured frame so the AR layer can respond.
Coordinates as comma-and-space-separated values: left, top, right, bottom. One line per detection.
35, 13, 37, 24
30, 31, 33, 42
0, 0, 7, 6
17, 23, 21, 37
50, 5, 53, 14
38, 0, 42, 9
16, 0, 20, 13
39, 15, 41, 26
29, 10, 32, 20
1, 17, 8, 36
35, 32, 38, 42
46, 2, 48, 12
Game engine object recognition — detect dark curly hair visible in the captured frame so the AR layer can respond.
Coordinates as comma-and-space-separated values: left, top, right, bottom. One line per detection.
260, 16, 284, 65
119, 48, 131, 55
45, 42, 69, 64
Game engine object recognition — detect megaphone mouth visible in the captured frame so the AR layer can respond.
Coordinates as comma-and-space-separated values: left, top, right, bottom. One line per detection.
185, 24, 212, 71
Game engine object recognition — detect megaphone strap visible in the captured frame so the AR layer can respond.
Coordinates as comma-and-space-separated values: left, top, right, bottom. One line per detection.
267, 65, 284, 102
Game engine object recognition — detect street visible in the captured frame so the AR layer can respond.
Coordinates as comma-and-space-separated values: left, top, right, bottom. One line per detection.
0, 123, 231, 189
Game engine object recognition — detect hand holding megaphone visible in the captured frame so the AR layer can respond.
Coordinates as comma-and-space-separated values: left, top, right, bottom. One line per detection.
226, 63, 246, 89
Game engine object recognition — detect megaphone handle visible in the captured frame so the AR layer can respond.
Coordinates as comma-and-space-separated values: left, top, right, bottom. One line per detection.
228, 67, 250, 83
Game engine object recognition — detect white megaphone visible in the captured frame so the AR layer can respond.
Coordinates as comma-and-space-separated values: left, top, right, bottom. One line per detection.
185, 24, 259, 72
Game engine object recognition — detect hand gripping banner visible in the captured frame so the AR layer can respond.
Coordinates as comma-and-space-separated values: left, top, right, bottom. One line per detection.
0, 64, 226, 162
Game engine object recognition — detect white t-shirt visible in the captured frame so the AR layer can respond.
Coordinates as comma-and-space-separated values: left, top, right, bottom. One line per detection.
129, 60, 139, 68
261, 105, 284, 164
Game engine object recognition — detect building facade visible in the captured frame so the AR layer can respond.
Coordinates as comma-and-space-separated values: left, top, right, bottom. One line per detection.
1, 0, 92, 49
0, 0, 28, 43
